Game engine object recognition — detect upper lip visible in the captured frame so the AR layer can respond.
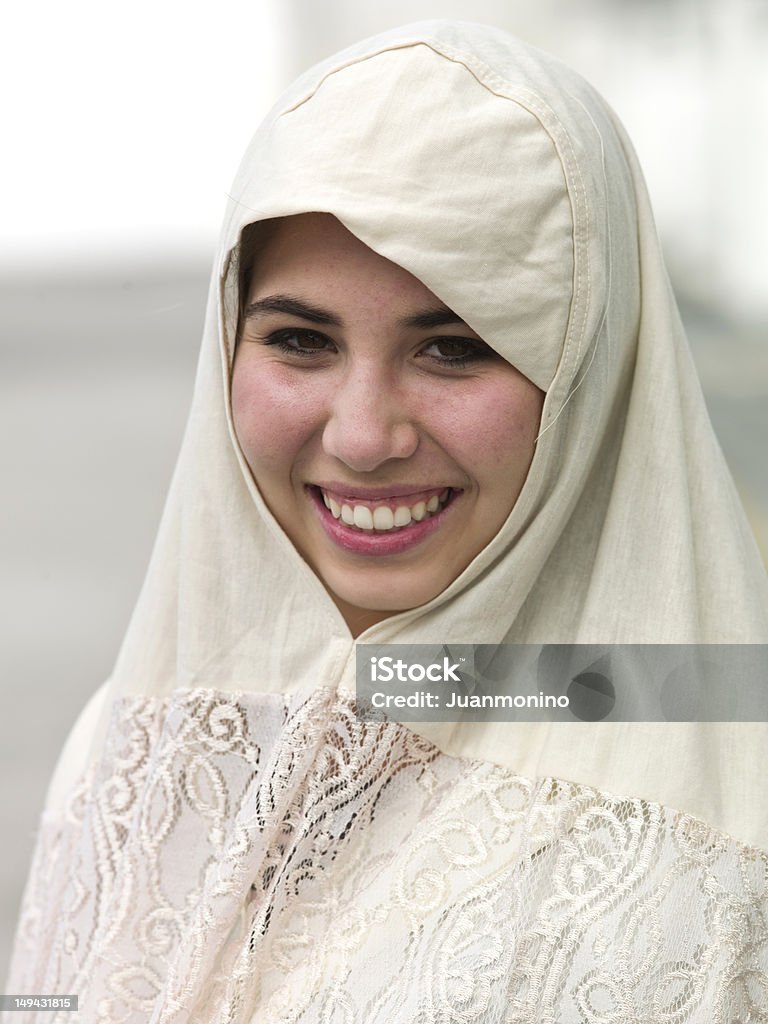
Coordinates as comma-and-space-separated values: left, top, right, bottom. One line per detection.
310, 482, 458, 501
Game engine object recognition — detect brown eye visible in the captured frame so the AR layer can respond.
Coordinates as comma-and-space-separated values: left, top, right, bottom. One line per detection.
431, 338, 475, 359
289, 331, 330, 350
420, 337, 493, 368
264, 329, 336, 357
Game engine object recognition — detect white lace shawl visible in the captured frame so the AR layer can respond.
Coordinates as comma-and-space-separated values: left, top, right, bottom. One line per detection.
9, 689, 768, 1023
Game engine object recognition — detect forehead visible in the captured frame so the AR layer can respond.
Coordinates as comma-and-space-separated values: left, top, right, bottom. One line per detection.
245, 213, 445, 314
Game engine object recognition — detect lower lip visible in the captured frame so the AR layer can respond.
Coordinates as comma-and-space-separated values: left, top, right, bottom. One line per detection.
307, 486, 459, 556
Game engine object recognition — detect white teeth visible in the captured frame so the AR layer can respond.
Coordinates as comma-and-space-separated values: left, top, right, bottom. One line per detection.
320, 488, 453, 533
353, 506, 374, 530
393, 506, 412, 527
373, 506, 395, 530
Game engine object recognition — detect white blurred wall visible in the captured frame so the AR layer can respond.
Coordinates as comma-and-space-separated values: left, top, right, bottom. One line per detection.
3, 0, 767, 320
4, 0, 766, 318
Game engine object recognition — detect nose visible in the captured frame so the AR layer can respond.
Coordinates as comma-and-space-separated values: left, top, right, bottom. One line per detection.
321, 366, 419, 473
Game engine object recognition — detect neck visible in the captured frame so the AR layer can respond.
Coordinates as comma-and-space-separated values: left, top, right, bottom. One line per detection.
330, 593, 398, 639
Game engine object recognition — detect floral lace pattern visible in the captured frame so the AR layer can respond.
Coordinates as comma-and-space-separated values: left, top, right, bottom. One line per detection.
6, 688, 768, 1023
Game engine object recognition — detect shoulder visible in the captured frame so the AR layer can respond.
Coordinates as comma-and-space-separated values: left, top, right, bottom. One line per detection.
43, 681, 110, 817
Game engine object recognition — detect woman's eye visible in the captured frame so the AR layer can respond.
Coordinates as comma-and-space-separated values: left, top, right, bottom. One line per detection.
420, 337, 492, 368
263, 329, 335, 357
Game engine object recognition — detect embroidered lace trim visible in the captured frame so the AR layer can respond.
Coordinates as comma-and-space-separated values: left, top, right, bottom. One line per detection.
6, 688, 768, 1022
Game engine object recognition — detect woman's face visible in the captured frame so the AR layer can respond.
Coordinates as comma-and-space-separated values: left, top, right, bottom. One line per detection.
232, 213, 544, 635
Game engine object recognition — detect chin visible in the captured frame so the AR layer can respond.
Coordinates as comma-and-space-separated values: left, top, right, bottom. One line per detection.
328, 573, 447, 615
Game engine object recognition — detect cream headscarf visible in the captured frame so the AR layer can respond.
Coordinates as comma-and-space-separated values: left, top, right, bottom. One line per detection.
9, 21, 768, 1022
99, 19, 767, 836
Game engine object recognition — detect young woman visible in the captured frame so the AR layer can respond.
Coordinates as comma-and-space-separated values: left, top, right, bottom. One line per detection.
7, 20, 767, 1023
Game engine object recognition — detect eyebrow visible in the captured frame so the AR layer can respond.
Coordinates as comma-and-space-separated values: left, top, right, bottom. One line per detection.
399, 307, 466, 329
243, 294, 342, 326
243, 294, 468, 331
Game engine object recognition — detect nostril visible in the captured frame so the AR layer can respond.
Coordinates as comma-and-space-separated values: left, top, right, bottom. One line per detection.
321, 416, 419, 472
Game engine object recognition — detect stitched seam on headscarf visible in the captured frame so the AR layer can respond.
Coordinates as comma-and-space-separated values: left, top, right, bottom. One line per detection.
413, 40, 593, 412
528, 92, 612, 439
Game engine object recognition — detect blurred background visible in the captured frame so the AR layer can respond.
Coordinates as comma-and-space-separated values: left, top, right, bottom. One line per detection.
1, 0, 766, 977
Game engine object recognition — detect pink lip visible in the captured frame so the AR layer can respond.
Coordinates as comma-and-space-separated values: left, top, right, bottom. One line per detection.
307, 486, 459, 556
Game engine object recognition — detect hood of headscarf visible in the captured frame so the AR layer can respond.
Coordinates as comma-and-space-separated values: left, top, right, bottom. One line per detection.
98, 21, 767, 845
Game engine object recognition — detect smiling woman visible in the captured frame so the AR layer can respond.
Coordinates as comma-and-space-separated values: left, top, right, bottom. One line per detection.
7, 19, 768, 1024
232, 213, 543, 634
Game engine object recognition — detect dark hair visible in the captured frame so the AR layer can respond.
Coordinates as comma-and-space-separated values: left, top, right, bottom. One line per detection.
235, 218, 280, 344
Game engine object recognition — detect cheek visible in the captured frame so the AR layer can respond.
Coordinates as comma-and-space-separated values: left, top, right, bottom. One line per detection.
484, 395, 542, 469
230, 357, 323, 469
427, 378, 543, 476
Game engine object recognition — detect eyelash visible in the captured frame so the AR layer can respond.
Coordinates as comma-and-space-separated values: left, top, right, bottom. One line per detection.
261, 329, 492, 369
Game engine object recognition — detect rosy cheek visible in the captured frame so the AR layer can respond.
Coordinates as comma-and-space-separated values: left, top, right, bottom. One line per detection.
231, 359, 324, 467
421, 378, 543, 471
482, 412, 541, 468
482, 380, 543, 461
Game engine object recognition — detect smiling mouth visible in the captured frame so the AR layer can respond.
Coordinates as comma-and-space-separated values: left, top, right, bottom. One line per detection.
312, 486, 456, 533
